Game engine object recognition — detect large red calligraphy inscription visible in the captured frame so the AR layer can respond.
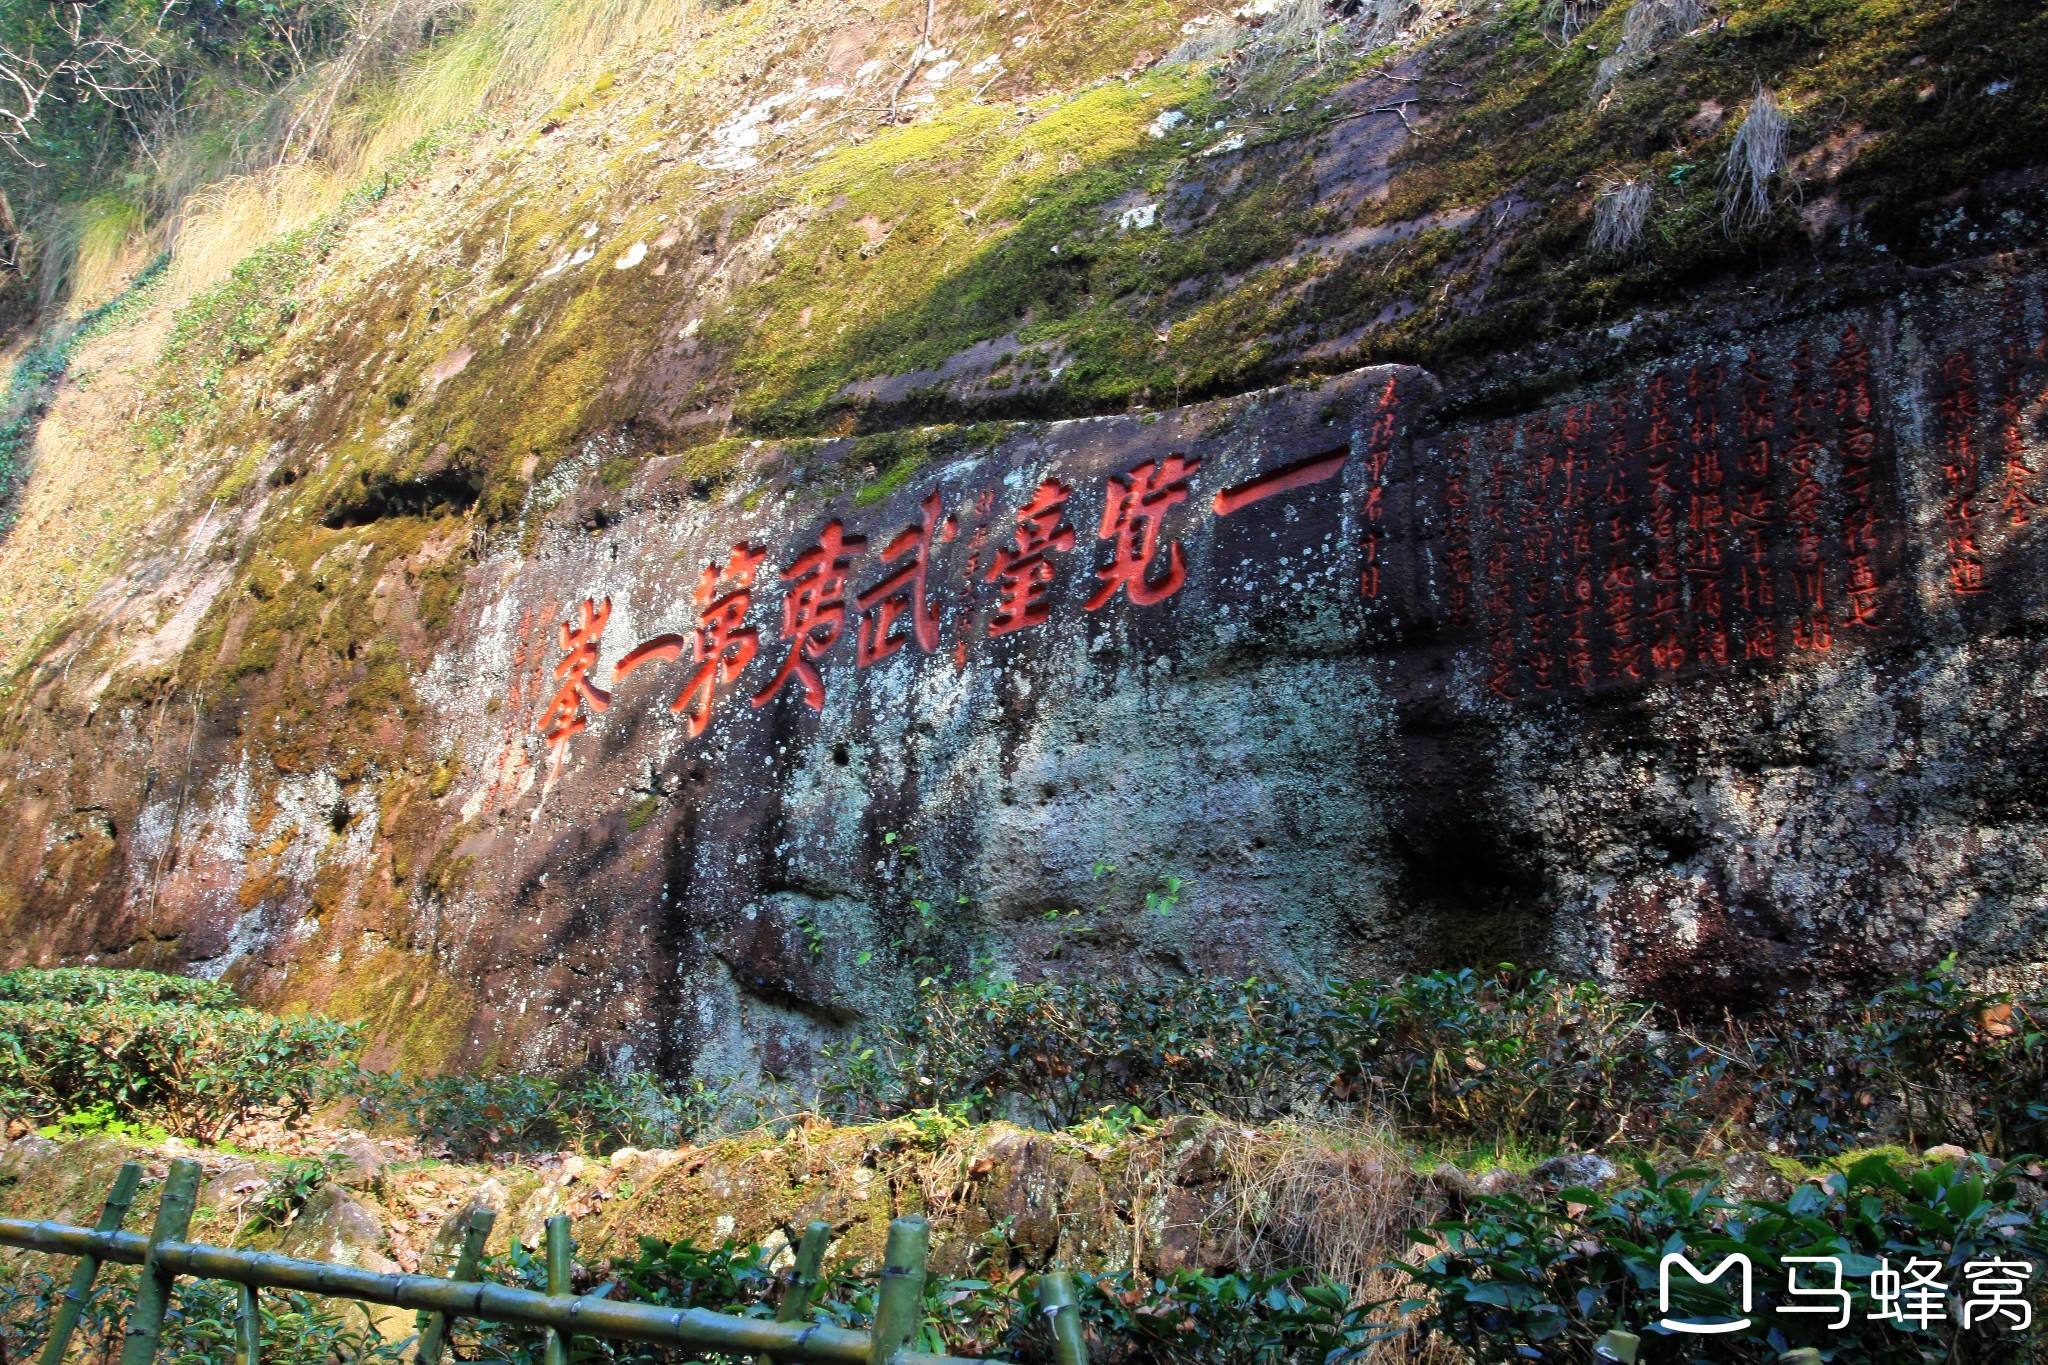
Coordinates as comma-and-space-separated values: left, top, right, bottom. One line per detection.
507, 308, 2048, 764
753, 521, 868, 710
538, 597, 612, 778
856, 493, 956, 664
1359, 377, 1400, 600
614, 544, 767, 737
986, 480, 1076, 634
1087, 456, 1200, 610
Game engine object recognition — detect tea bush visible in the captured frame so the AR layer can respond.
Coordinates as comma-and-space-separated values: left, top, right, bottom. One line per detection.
866, 972, 1355, 1128
1400, 1153, 2048, 1363
245, 1155, 341, 1231
347, 1068, 744, 1158
1321, 969, 1662, 1143
441, 1229, 1387, 1365
825, 966, 1673, 1140
0, 969, 360, 1142
14, 960, 2043, 1168
0, 968, 239, 1010
832, 959, 2048, 1159
1690, 963, 2048, 1158
1, 1219, 1387, 1365
0, 1266, 406, 1365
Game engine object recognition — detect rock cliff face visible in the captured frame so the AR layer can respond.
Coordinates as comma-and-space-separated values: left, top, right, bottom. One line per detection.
1, 0, 2045, 1083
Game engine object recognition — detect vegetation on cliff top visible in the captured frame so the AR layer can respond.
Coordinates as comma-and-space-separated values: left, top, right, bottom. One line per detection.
1, 0, 2041, 933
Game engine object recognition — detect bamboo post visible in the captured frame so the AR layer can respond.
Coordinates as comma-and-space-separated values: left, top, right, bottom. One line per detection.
543, 1216, 574, 1365
1036, 1272, 1085, 1365
777, 1223, 831, 1324
236, 1283, 260, 1365
415, 1208, 494, 1365
755, 1222, 831, 1365
866, 1217, 928, 1365
38, 1162, 142, 1365
118, 1158, 203, 1365
1592, 1329, 1640, 1363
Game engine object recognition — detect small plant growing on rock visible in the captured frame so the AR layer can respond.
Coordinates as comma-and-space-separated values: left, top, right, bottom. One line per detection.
244, 1155, 339, 1231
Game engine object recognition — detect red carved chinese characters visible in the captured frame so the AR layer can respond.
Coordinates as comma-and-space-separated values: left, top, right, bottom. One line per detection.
1784, 344, 1832, 650
1601, 392, 1644, 681
537, 597, 613, 778
1213, 450, 1347, 516
986, 480, 1076, 634
1087, 456, 1200, 609
1733, 349, 1778, 660
614, 544, 767, 737
1482, 434, 1519, 699
1831, 328, 1883, 628
1995, 294, 2041, 530
1642, 373, 1686, 673
1686, 365, 1731, 668
856, 494, 957, 665
1442, 439, 1475, 629
1557, 403, 1596, 688
1360, 378, 1400, 600
1934, 349, 1985, 596
752, 522, 869, 710
1519, 417, 1557, 689
960, 489, 998, 582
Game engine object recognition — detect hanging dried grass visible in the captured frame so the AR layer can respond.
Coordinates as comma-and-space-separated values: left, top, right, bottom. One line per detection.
1722, 85, 1788, 229
1588, 177, 1652, 256
1591, 0, 1706, 92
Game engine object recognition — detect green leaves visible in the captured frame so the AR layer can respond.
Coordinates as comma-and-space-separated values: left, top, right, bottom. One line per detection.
0, 1266, 407, 1365
0, 970, 360, 1142
1399, 1152, 2048, 1364
244, 1155, 338, 1231
822, 957, 2048, 1162
0, 965, 239, 1008
347, 1067, 739, 1157
436, 1231, 1386, 1365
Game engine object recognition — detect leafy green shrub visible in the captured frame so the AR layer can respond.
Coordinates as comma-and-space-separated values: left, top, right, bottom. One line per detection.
1052, 1268, 1387, 1365
1321, 968, 1660, 1143
1399, 1154, 2048, 1363
1691, 962, 2048, 1158
442, 1230, 1385, 1365
833, 959, 2048, 1159
0, 970, 359, 1142
245, 1156, 339, 1232
868, 972, 1351, 1128
0, 966, 238, 1010
0, 1265, 406, 1365
34, 1099, 169, 1142
348, 1069, 741, 1158
836, 966, 1662, 1142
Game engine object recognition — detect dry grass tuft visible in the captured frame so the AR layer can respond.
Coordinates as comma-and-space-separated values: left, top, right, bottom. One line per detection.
1593, 0, 1705, 92
1588, 177, 1652, 256
1722, 84, 1788, 229
1216, 1119, 1442, 1310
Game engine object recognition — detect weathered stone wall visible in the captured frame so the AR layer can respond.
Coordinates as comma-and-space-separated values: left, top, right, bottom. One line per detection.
5, 262, 2047, 1087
